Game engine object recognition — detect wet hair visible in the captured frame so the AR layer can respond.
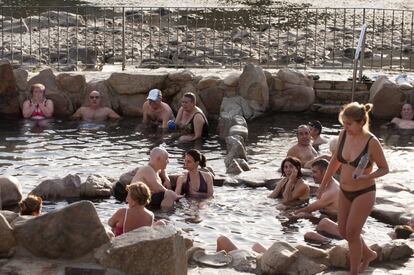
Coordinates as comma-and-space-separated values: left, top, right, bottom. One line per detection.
126, 182, 151, 206
186, 149, 207, 168
183, 92, 196, 104
30, 83, 45, 95
394, 225, 414, 239
280, 156, 303, 179
339, 102, 373, 132
19, 195, 43, 216
312, 159, 329, 171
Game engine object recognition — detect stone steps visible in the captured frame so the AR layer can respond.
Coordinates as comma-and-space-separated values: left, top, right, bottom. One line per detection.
315, 89, 370, 105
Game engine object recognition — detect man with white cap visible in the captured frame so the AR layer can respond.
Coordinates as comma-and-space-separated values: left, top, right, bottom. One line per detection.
142, 89, 174, 129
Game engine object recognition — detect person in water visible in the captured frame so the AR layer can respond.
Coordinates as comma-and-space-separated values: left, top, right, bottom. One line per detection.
19, 194, 43, 216
268, 156, 310, 205
389, 103, 414, 129
308, 120, 328, 149
175, 92, 209, 142
286, 125, 318, 168
175, 149, 214, 198
294, 159, 339, 218
142, 89, 175, 129
22, 84, 54, 119
72, 90, 120, 122
108, 181, 154, 236
318, 102, 389, 275
131, 147, 182, 209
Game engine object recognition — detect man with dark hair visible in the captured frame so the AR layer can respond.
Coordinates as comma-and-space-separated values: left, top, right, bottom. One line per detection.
286, 125, 318, 168
294, 159, 339, 216
308, 120, 328, 149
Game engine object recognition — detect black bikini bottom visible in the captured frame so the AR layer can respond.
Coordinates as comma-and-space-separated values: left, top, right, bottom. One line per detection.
340, 185, 376, 202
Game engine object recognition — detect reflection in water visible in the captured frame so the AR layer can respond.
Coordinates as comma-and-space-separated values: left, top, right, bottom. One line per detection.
0, 114, 409, 250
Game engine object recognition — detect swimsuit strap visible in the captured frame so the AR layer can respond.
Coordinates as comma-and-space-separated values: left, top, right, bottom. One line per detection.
336, 131, 347, 164
198, 172, 208, 193
123, 208, 128, 234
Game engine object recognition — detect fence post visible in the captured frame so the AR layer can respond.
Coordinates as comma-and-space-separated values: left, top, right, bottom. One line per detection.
122, 7, 126, 71
359, 9, 366, 83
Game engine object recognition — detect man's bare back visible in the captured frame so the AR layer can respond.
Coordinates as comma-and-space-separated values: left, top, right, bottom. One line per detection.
287, 144, 317, 167
132, 164, 166, 194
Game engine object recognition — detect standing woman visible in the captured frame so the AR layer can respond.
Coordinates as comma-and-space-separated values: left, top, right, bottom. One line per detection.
22, 84, 54, 119
269, 156, 309, 204
319, 102, 389, 274
175, 149, 214, 198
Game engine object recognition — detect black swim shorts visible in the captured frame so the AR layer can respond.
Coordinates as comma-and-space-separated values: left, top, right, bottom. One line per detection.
147, 191, 165, 209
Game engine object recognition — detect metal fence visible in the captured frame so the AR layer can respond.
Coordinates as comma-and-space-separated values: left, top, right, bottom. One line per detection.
0, 6, 413, 71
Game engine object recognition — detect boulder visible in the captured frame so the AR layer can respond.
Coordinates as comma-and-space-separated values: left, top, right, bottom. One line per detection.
30, 174, 81, 200
107, 72, 167, 95
198, 85, 225, 117
13, 68, 28, 92
228, 249, 257, 272
371, 204, 406, 225
238, 64, 269, 112
235, 158, 250, 172
13, 200, 109, 259
380, 240, 413, 261
235, 170, 278, 188
168, 70, 195, 82
223, 72, 241, 87
0, 211, 19, 224
226, 159, 244, 174
270, 83, 315, 112
0, 176, 22, 209
197, 76, 222, 90
220, 96, 254, 120
80, 174, 114, 198
94, 224, 187, 275
327, 240, 349, 268
286, 254, 327, 275
369, 76, 407, 119
0, 214, 16, 257
260, 241, 299, 274
28, 69, 74, 116
56, 73, 87, 108
229, 125, 248, 142
0, 61, 19, 116
225, 135, 247, 166
117, 93, 148, 116
119, 168, 139, 187
217, 113, 247, 140
277, 68, 314, 87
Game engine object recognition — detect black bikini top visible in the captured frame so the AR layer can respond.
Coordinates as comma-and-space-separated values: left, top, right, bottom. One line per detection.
337, 131, 373, 168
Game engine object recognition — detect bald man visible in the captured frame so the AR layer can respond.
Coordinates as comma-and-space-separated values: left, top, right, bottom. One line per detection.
72, 91, 120, 122
131, 147, 182, 209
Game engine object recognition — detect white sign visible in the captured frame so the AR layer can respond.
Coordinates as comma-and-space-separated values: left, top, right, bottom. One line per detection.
355, 24, 367, 60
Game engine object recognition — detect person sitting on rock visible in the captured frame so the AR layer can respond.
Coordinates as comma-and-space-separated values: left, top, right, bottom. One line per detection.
22, 84, 54, 120
19, 194, 43, 216
388, 103, 414, 130
287, 125, 318, 168
308, 120, 328, 149
294, 159, 339, 219
72, 90, 120, 122
175, 92, 209, 142
389, 217, 414, 239
269, 156, 310, 205
108, 182, 154, 236
131, 147, 182, 209
142, 89, 175, 129
175, 149, 214, 198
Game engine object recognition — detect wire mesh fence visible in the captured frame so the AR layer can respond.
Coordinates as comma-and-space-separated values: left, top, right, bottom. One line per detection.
0, 6, 413, 71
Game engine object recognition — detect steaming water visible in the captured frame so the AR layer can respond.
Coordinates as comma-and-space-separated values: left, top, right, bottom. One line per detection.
1, 113, 412, 251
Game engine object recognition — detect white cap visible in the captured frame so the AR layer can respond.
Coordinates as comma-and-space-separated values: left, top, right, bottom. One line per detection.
147, 89, 162, 101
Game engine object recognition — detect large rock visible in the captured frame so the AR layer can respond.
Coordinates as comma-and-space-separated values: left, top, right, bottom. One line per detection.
286, 254, 327, 275
28, 69, 74, 116
0, 176, 22, 209
260, 241, 299, 274
371, 204, 406, 225
118, 167, 139, 187
235, 170, 279, 188
198, 85, 225, 117
270, 83, 315, 112
0, 211, 19, 224
13, 200, 109, 259
197, 75, 222, 90
30, 174, 81, 200
369, 76, 407, 119
225, 135, 247, 168
238, 64, 269, 112
56, 73, 87, 108
229, 125, 248, 142
118, 93, 147, 116
107, 72, 167, 95
168, 70, 195, 82
80, 174, 113, 198
95, 224, 187, 275
13, 68, 28, 92
220, 96, 254, 120
277, 68, 314, 87
0, 214, 16, 257
379, 240, 413, 261
0, 61, 19, 115
217, 113, 247, 140
327, 240, 349, 268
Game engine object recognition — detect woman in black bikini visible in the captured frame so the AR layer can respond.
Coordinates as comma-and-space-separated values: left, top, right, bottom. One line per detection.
269, 156, 310, 204
319, 102, 389, 275
175, 149, 214, 198
175, 92, 209, 142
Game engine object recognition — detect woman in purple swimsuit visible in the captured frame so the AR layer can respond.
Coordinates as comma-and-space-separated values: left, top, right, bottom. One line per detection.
319, 102, 389, 275
108, 182, 154, 236
175, 149, 214, 198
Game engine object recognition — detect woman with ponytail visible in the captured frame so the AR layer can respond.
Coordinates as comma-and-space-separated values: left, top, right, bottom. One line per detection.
175, 149, 214, 198
318, 102, 389, 275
